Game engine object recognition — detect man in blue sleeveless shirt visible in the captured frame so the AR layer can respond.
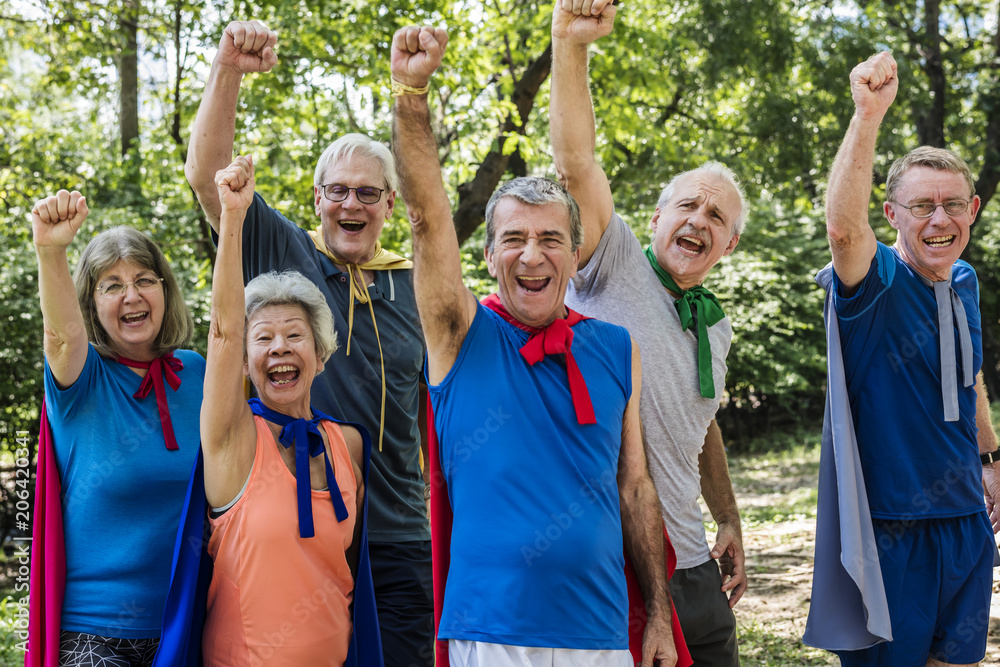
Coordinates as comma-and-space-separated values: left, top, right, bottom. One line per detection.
390, 24, 677, 667
821, 51, 1000, 666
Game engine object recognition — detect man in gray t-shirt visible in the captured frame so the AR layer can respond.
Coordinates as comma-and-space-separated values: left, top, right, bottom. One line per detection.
551, 1, 748, 664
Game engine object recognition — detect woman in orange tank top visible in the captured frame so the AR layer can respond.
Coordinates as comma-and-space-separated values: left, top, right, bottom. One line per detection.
201, 154, 370, 665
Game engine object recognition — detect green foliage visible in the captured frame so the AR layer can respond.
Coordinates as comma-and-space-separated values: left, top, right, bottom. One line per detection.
0, 596, 26, 666
737, 620, 836, 665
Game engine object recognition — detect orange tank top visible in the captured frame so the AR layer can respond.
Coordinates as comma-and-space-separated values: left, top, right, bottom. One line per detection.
203, 415, 357, 666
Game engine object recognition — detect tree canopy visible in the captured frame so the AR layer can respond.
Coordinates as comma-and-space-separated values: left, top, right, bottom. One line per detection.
2, 0, 999, 488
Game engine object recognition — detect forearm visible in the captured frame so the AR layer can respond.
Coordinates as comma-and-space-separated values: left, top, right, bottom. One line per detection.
826, 114, 882, 242
699, 421, 741, 528
185, 63, 244, 226
621, 474, 671, 618
976, 372, 998, 454
550, 40, 598, 178
36, 245, 87, 370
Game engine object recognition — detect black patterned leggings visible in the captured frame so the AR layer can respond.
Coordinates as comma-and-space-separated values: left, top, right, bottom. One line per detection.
58, 631, 159, 667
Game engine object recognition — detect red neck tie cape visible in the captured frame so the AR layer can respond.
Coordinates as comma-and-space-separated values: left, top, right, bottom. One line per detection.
428, 295, 691, 666
26, 355, 185, 666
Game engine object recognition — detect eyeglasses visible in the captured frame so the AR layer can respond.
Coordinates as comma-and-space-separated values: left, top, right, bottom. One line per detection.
891, 199, 972, 218
318, 184, 384, 205
95, 276, 163, 298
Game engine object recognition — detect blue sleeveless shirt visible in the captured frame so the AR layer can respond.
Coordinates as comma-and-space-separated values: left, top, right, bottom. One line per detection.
430, 303, 633, 649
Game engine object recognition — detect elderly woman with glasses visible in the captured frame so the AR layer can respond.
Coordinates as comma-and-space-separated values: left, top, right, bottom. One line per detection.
197, 154, 377, 665
29, 190, 205, 666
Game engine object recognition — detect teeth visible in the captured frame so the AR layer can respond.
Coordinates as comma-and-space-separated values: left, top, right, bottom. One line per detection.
518, 276, 547, 282
925, 235, 954, 246
680, 236, 704, 246
269, 365, 297, 373
122, 313, 146, 321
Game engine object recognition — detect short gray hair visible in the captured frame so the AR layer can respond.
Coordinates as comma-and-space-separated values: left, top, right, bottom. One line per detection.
657, 161, 748, 237
314, 133, 398, 194
484, 177, 583, 253
886, 146, 976, 204
244, 271, 338, 363
73, 226, 194, 358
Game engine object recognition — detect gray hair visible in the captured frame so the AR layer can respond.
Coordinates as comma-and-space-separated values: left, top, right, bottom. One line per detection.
244, 270, 338, 363
484, 177, 583, 253
314, 133, 398, 194
656, 161, 748, 237
73, 226, 194, 358
886, 146, 976, 204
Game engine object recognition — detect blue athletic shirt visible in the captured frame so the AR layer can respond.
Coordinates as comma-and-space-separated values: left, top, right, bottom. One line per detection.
44, 345, 204, 638
430, 303, 632, 649
833, 242, 982, 520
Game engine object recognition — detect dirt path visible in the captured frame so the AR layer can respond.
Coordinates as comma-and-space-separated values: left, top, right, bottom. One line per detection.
725, 447, 1000, 665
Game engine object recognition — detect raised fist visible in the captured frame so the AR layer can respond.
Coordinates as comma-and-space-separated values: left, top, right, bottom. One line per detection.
216, 20, 278, 75
390, 26, 449, 89
32, 190, 89, 249
850, 51, 897, 121
214, 155, 256, 219
552, 0, 617, 45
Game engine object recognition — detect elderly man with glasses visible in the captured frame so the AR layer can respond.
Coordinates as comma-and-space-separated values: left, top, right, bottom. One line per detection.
805, 51, 1000, 667
185, 20, 434, 666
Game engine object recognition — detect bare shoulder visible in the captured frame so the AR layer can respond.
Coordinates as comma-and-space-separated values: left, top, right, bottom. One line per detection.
337, 423, 366, 471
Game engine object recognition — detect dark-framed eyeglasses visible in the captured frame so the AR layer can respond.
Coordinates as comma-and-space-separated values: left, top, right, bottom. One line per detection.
891, 199, 972, 218
318, 184, 384, 205
95, 276, 163, 298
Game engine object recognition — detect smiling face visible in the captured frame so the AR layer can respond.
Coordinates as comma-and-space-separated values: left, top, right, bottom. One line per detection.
314, 153, 396, 265
484, 198, 580, 328
93, 259, 165, 361
649, 171, 742, 291
884, 166, 980, 282
244, 303, 323, 418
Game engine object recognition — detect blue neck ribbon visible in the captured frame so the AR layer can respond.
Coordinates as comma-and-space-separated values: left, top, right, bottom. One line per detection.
247, 398, 349, 538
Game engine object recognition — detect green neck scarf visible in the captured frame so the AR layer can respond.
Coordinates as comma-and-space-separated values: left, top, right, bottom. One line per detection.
644, 245, 725, 399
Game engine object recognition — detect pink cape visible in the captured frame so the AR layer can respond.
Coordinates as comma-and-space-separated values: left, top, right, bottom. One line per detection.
25, 401, 65, 667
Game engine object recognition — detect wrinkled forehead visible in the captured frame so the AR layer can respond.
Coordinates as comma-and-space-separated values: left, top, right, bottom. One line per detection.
895, 165, 973, 200
320, 153, 386, 187
493, 198, 572, 239
248, 302, 311, 329
672, 172, 742, 217
96, 259, 154, 282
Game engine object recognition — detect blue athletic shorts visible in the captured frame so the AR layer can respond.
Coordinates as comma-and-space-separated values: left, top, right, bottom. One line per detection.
837, 511, 994, 666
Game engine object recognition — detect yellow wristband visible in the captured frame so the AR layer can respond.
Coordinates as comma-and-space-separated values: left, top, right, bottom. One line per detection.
391, 77, 430, 98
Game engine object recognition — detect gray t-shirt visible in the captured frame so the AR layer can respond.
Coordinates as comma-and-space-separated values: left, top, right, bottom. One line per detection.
566, 212, 731, 568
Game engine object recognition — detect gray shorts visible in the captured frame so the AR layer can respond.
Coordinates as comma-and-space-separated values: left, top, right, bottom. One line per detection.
672, 558, 740, 667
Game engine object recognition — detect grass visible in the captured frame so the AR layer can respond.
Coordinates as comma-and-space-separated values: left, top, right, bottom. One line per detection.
738, 619, 836, 666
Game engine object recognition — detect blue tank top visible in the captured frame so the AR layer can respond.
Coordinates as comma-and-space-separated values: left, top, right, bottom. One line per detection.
44, 345, 204, 637
834, 243, 983, 519
430, 304, 632, 649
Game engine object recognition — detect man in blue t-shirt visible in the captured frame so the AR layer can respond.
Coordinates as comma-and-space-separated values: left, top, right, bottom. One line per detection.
390, 24, 678, 667
821, 50, 1000, 666
185, 20, 432, 666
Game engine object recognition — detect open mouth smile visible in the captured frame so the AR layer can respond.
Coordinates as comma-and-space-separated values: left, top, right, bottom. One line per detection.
515, 276, 551, 293
268, 364, 301, 386
676, 235, 706, 255
121, 312, 149, 325
924, 235, 955, 248
338, 220, 367, 233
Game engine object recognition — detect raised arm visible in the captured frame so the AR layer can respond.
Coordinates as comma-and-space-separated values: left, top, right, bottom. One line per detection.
33, 190, 91, 388
550, 0, 616, 268
185, 20, 277, 232
618, 339, 676, 667
201, 155, 258, 507
826, 51, 897, 291
390, 25, 478, 385
699, 419, 747, 607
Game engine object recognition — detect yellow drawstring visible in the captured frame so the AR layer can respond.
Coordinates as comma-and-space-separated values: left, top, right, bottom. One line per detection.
343, 264, 386, 452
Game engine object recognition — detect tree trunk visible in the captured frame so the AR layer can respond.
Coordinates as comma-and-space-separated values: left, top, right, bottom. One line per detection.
119, 0, 141, 195
453, 42, 553, 245
916, 0, 946, 147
